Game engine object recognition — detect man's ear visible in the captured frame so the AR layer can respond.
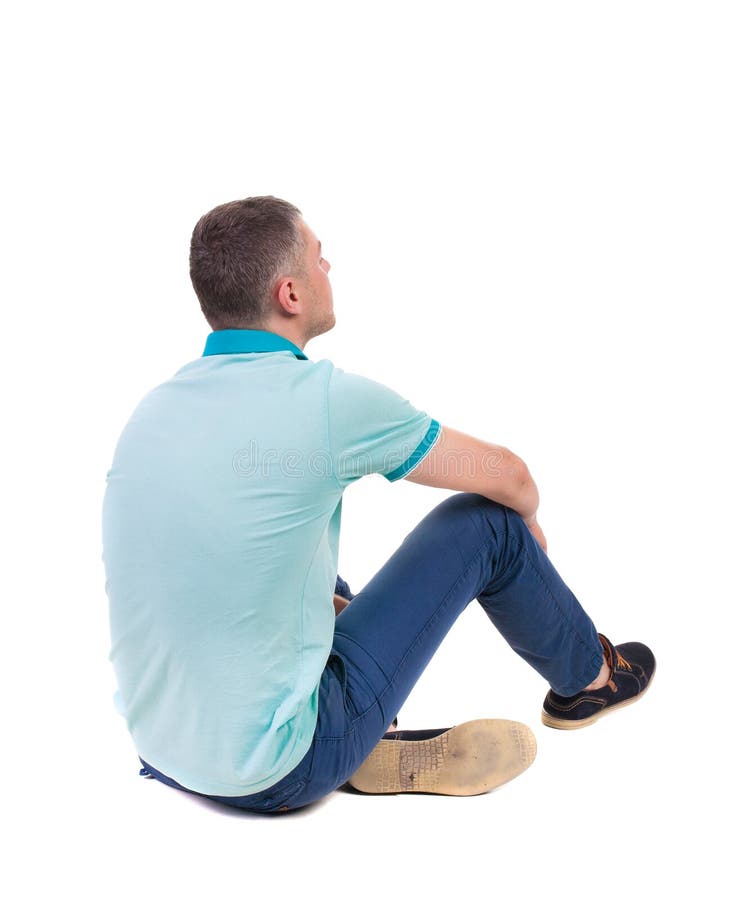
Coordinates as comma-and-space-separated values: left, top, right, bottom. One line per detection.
274, 274, 304, 315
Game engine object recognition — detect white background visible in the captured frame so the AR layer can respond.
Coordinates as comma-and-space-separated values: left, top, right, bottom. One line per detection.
3, 1, 746, 897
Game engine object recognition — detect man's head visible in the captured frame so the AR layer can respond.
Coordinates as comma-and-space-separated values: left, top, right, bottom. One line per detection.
189, 196, 334, 344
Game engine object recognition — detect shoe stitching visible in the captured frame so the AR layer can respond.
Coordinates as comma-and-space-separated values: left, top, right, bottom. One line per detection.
608, 671, 645, 695
545, 695, 606, 713
545, 669, 646, 714
619, 670, 645, 689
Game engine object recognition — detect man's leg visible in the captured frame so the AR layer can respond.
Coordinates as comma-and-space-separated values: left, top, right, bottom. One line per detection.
287, 491, 605, 808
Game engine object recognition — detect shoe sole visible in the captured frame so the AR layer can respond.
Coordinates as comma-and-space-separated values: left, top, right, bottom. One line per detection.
346, 718, 537, 796
541, 666, 656, 730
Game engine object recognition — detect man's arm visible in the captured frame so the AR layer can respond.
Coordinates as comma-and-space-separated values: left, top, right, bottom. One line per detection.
404, 425, 547, 552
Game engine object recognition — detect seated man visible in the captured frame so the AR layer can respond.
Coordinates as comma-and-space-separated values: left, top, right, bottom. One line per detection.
101, 195, 655, 814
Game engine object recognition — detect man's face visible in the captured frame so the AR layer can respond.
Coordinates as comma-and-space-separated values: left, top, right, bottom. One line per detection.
294, 218, 335, 338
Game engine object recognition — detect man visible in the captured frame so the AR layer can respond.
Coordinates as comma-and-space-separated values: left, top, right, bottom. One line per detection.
102, 196, 655, 814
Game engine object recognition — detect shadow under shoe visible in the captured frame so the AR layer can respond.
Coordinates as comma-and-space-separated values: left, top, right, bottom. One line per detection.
346, 718, 537, 796
542, 633, 656, 730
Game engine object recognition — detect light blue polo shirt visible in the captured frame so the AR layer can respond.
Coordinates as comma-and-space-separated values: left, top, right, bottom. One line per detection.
102, 329, 441, 797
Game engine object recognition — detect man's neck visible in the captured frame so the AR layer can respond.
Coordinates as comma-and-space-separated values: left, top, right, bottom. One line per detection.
229, 319, 308, 352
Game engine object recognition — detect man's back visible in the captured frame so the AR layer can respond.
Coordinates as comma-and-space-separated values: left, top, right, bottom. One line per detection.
102, 330, 441, 796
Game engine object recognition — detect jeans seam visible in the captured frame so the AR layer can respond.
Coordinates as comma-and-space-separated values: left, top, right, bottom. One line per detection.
502, 530, 600, 663
334, 633, 390, 682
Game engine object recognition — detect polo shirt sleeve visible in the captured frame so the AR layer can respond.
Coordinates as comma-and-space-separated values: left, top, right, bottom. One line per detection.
327, 365, 442, 487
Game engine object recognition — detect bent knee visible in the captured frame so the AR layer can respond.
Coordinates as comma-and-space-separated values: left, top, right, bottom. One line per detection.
436, 492, 525, 537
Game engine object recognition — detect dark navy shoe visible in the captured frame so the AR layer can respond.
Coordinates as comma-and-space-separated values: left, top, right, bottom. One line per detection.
347, 719, 537, 796
542, 633, 656, 729
380, 726, 448, 742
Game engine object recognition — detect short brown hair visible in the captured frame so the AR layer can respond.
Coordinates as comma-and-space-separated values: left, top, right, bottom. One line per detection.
189, 196, 306, 330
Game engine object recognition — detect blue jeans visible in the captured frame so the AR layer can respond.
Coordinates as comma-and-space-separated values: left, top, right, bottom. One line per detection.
139, 493, 604, 813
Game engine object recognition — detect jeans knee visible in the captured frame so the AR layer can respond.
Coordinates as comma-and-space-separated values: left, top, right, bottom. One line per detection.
502, 504, 527, 534
435, 492, 524, 541
435, 491, 498, 518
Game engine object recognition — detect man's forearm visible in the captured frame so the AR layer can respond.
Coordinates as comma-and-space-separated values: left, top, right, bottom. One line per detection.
480, 451, 539, 522
404, 427, 539, 522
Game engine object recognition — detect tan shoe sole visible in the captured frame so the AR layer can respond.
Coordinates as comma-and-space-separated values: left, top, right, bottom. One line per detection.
346, 718, 537, 796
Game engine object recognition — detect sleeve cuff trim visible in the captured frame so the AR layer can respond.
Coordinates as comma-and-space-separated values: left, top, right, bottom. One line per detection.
383, 418, 442, 483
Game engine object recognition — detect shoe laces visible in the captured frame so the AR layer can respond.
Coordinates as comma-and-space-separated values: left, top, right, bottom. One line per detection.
615, 650, 633, 673
598, 634, 632, 694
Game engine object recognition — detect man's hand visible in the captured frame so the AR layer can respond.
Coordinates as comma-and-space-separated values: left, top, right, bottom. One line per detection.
333, 593, 350, 616
523, 513, 548, 554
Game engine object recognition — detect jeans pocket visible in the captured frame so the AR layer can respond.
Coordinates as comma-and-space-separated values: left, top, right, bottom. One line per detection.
261, 777, 310, 814
328, 651, 350, 709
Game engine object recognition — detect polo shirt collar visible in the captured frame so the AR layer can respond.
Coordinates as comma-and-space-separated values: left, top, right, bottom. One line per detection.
202, 329, 308, 360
